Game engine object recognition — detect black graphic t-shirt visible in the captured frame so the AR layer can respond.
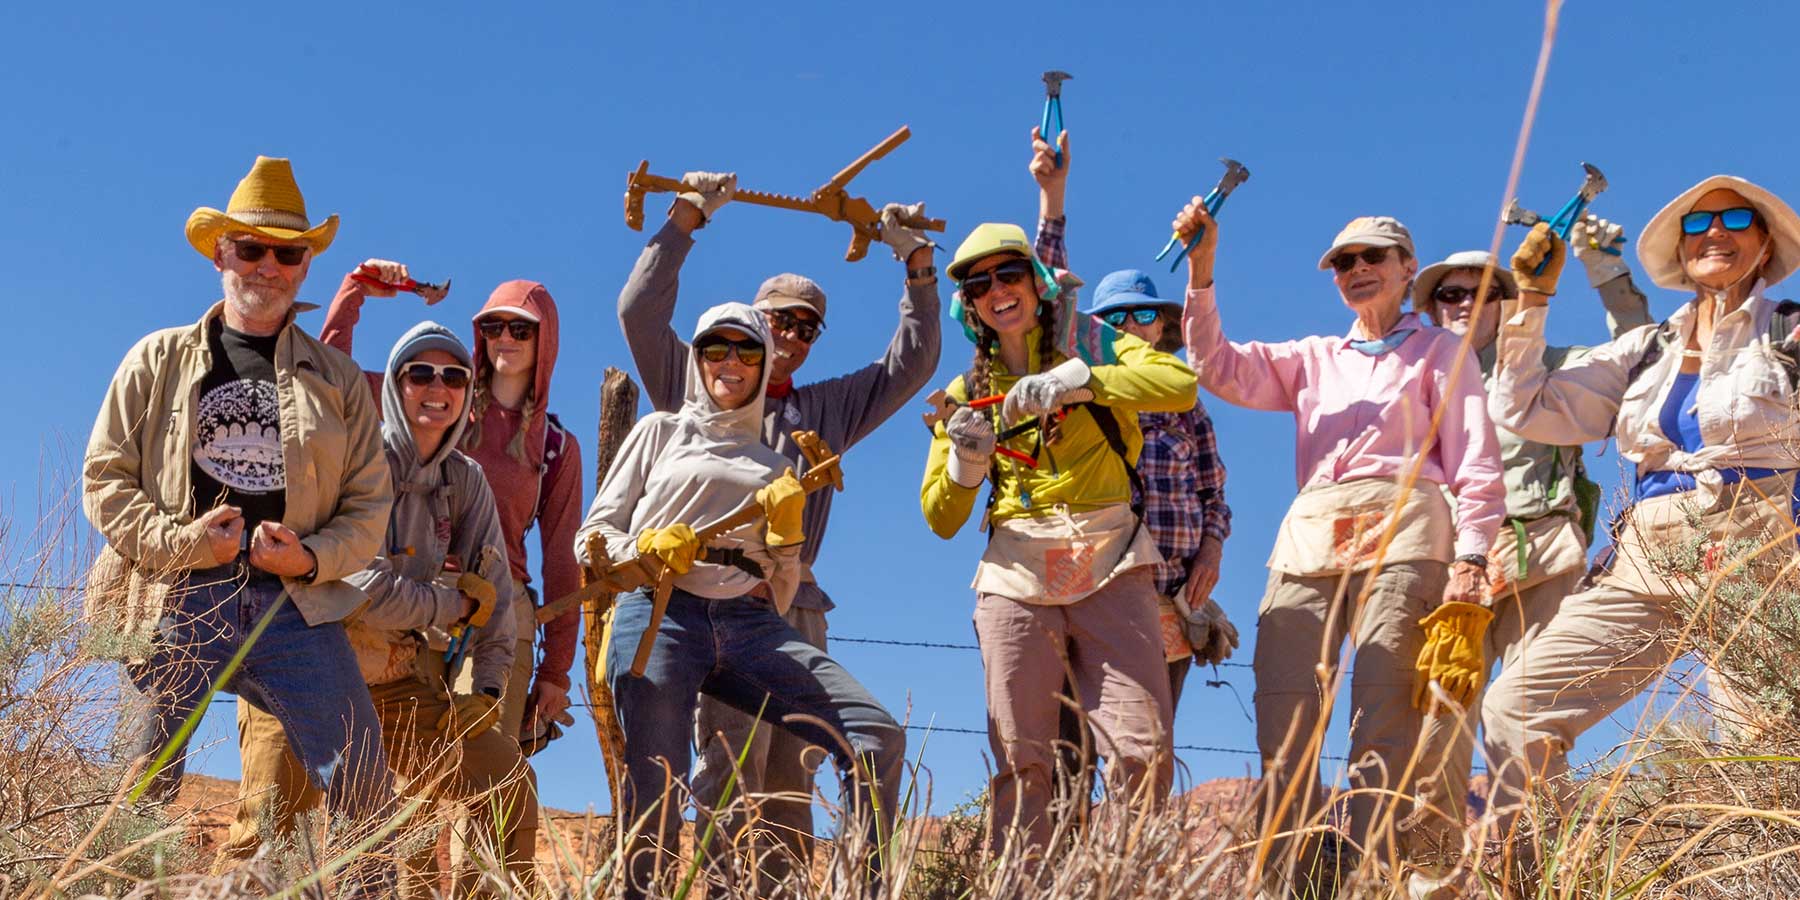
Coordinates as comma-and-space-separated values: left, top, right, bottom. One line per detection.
190, 320, 287, 533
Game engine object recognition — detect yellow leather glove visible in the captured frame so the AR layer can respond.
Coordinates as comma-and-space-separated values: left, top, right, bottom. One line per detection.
1413, 601, 1494, 710
1510, 221, 1566, 296
635, 523, 700, 575
455, 572, 497, 627
755, 468, 806, 548
435, 691, 501, 741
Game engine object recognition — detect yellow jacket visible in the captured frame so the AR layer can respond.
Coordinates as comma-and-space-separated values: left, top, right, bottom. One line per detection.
921, 330, 1196, 538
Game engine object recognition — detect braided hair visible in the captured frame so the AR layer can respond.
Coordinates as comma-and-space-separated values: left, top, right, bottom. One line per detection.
965, 284, 1066, 446
462, 352, 538, 464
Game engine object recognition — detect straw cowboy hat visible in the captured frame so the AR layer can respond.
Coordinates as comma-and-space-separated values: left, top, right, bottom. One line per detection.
184, 156, 338, 259
1637, 174, 1800, 290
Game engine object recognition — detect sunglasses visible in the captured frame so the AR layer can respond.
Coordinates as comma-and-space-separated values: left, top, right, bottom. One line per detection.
1101, 307, 1163, 327
696, 338, 766, 366
764, 308, 823, 344
1329, 246, 1394, 273
400, 362, 472, 389
960, 258, 1036, 302
1680, 207, 1758, 236
477, 318, 538, 341
231, 239, 308, 266
1431, 285, 1504, 306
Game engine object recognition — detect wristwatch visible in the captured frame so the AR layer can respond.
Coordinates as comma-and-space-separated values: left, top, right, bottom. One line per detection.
907, 264, 937, 282
1453, 553, 1490, 571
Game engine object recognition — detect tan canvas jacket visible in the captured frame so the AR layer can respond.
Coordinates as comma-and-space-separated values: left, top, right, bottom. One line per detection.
82, 301, 392, 658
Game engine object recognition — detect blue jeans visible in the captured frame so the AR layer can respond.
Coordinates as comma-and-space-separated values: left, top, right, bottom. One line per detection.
126, 565, 394, 835
607, 587, 904, 897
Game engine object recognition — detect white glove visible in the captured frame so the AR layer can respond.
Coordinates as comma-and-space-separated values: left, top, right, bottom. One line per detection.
944, 405, 995, 488
1570, 214, 1630, 287
1179, 596, 1240, 666
880, 202, 936, 262
1002, 358, 1091, 425
678, 171, 736, 223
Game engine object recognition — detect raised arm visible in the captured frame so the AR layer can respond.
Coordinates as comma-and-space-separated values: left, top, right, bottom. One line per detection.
618, 220, 700, 413
1174, 198, 1307, 412
1570, 215, 1654, 339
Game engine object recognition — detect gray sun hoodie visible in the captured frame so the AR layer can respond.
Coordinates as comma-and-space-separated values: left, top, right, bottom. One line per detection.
577, 302, 801, 609
343, 321, 518, 695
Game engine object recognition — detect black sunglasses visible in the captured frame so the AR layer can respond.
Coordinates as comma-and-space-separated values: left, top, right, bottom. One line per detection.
400, 362, 472, 389
960, 258, 1036, 301
1680, 207, 1758, 236
1431, 285, 1504, 306
477, 318, 539, 341
1329, 246, 1394, 273
1101, 307, 1162, 327
764, 308, 823, 344
231, 239, 308, 266
696, 338, 766, 366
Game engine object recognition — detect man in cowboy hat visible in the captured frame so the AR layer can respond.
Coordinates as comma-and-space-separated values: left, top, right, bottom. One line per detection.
84, 156, 395, 878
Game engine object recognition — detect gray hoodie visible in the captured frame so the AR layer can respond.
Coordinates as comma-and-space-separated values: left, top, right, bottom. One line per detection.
577, 302, 802, 608
343, 321, 518, 695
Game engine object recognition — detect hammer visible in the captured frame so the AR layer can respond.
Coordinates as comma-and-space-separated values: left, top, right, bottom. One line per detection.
1041, 70, 1072, 169
1156, 158, 1251, 272
1508, 162, 1616, 275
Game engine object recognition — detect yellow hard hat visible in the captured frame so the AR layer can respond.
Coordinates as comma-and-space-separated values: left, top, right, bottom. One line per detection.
948, 222, 1034, 280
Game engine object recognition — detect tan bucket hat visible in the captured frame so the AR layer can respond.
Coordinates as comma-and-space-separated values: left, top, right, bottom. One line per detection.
1415, 250, 1519, 309
185, 156, 339, 259
1317, 216, 1415, 269
1637, 175, 1800, 290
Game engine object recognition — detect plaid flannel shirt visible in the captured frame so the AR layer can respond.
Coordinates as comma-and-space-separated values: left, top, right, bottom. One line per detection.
1035, 216, 1231, 595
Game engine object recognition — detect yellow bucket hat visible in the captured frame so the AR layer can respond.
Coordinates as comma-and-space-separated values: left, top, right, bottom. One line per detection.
184, 156, 339, 259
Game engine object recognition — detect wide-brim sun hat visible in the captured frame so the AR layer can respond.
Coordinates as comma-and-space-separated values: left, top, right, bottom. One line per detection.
1415, 250, 1519, 308
1637, 174, 1800, 290
1083, 268, 1181, 316
185, 156, 339, 260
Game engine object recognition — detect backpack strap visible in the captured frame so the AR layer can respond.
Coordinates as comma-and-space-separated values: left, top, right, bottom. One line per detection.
1766, 300, 1800, 389
524, 412, 571, 536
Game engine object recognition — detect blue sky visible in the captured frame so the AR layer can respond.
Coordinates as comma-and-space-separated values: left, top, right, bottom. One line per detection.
0, 1, 1783, 819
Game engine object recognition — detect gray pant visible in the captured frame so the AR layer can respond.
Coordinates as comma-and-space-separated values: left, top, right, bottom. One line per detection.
691, 604, 829, 879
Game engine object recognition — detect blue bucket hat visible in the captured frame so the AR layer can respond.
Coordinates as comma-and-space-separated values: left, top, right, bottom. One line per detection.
1083, 269, 1182, 317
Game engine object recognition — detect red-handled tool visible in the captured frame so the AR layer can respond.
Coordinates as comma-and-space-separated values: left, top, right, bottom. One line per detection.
351, 264, 452, 299
919, 390, 1046, 469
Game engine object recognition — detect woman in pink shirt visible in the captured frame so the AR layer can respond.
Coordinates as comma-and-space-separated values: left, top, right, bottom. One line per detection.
1175, 201, 1505, 895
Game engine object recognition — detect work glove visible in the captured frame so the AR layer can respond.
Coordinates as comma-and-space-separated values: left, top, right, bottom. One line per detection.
1412, 601, 1494, 710
678, 171, 736, 223
455, 572, 497, 627
945, 405, 996, 488
755, 468, 806, 548
1002, 358, 1092, 425
1179, 596, 1240, 666
1509, 221, 1566, 297
879, 202, 936, 262
1570, 214, 1631, 288
435, 691, 502, 741
635, 523, 700, 576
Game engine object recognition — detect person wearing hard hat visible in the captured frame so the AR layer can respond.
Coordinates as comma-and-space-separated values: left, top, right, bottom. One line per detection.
616, 172, 938, 883
83, 156, 396, 893
1484, 177, 1800, 869
920, 127, 1197, 865
1409, 221, 1651, 864
1175, 199, 1506, 896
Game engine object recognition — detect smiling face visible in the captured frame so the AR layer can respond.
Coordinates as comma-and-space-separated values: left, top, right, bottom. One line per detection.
759, 305, 819, 385
965, 253, 1042, 340
1681, 188, 1771, 291
399, 349, 468, 455
214, 233, 311, 322
1430, 268, 1502, 342
698, 326, 763, 411
481, 315, 539, 377
1331, 244, 1416, 317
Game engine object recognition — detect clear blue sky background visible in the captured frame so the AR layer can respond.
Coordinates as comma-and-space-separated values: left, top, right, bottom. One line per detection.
0, 1, 1778, 819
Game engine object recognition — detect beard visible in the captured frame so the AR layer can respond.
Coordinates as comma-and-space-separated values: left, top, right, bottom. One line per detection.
221, 268, 298, 321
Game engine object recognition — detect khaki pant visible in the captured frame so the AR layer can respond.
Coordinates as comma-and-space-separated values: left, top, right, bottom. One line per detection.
691, 604, 827, 881
974, 567, 1173, 859
1252, 561, 1456, 890
222, 660, 539, 898
1483, 474, 1796, 835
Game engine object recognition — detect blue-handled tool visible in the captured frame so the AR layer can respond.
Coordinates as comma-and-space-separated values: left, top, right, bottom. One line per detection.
1155, 158, 1251, 272
1505, 162, 1615, 275
1041, 70, 1072, 168
443, 627, 474, 669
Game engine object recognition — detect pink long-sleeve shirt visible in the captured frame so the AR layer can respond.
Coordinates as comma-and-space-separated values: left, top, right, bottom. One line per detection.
1182, 286, 1505, 558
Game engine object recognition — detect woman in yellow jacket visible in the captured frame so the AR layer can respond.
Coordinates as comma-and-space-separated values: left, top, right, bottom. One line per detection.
921, 217, 1198, 862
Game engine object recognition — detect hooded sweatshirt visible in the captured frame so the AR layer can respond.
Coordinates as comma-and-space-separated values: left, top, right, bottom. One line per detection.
342, 322, 518, 695
322, 276, 585, 692
576, 303, 801, 607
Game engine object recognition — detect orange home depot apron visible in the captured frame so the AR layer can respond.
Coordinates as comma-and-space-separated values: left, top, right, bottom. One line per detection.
1267, 476, 1454, 577
973, 503, 1163, 606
